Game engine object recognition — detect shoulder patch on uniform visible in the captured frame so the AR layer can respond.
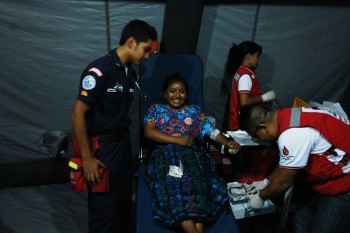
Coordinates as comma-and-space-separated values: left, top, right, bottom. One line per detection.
88, 67, 102, 77
82, 75, 96, 90
80, 90, 88, 96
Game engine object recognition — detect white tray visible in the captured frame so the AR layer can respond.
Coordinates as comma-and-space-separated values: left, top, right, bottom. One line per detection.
227, 181, 276, 219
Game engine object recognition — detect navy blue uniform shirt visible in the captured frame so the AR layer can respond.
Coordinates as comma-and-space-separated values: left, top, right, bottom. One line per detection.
77, 49, 135, 136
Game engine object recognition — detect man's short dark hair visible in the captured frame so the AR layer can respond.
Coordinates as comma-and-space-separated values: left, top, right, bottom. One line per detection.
119, 19, 157, 45
239, 104, 274, 136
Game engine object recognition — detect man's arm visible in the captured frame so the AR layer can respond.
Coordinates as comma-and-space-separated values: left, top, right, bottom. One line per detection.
247, 167, 298, 209
71, 99, 104, 185
259, 167, 298, 200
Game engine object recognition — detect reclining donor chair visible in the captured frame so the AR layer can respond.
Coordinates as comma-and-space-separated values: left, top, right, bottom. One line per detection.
135, 53, 240, 233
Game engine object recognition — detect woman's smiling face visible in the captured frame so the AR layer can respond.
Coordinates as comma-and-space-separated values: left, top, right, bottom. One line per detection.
164, 81, 187, 109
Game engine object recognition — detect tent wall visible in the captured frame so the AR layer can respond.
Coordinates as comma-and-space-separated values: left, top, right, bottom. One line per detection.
198, 2, 350, 127
160, 0, 204, 53
0, 0, 349, 164
0, 0, 165, 164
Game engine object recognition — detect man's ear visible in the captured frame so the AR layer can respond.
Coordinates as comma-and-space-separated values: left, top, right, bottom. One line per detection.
258, 123, 269, 134
126, 37, 136, 49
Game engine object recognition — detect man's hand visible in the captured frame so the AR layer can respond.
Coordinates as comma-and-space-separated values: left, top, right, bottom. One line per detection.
83, 156, 105, 186
247, 192, 265, 210
246, 178, 270, 194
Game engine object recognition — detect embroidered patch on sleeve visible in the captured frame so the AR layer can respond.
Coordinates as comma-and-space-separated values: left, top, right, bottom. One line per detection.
80, 90, 88, 96
82, 75, 96, 90
88, 67, 102, 77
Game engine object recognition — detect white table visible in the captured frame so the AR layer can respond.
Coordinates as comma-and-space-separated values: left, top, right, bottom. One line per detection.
226, 130, 293, 231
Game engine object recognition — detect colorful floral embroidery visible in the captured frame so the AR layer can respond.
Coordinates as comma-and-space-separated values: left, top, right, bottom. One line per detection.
143, 104, 228, 228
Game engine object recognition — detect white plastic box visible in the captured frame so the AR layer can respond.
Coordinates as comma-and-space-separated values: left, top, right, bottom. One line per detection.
227, 182, 276, 219
229, 198, 276, 219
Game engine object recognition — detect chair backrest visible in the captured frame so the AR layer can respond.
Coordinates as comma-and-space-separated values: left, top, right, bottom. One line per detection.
137, 53, 204, 161
139, 53, 204, 122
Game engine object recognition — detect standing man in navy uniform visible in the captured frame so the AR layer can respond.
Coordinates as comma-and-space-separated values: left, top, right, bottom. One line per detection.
71, 19, 157, 233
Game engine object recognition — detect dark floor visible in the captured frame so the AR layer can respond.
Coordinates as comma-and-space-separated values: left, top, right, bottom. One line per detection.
129, 205, 295, 233
128, 181, 296, 233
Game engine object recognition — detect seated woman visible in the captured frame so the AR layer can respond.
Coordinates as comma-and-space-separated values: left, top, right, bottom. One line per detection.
143, 73, 241, 233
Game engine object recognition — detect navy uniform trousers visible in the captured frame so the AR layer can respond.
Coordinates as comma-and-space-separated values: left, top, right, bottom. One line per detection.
88, 132, 133, 233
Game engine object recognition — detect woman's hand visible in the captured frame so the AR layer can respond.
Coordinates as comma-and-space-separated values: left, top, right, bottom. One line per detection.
225, 140, 241, 154
178, 135, 196, 147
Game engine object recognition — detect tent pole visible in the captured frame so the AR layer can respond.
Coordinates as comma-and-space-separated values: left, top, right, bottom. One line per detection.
104, 0, 111, 52
160, 0, 205, 54
251, 0, 261, 42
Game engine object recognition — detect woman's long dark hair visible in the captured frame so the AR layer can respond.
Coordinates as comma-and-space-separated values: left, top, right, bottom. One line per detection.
221, 41, 262, 131
224, 41, 262, 82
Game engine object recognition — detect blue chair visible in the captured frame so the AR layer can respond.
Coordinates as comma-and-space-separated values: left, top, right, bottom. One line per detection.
136, 53, 240, 233
138, 53, 205, 119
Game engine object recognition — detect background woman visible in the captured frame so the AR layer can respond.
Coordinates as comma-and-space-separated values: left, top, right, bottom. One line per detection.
224, 40, 275, 131
223, 41, 278, 184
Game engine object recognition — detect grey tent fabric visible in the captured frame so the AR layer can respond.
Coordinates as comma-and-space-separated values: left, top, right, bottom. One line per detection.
198, 3, 350, 126
0, 0, 349, 164
0, 2, 349, 233
0, 0, 165, 163
38, 130, 68, 159
0, 183, 88, 233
